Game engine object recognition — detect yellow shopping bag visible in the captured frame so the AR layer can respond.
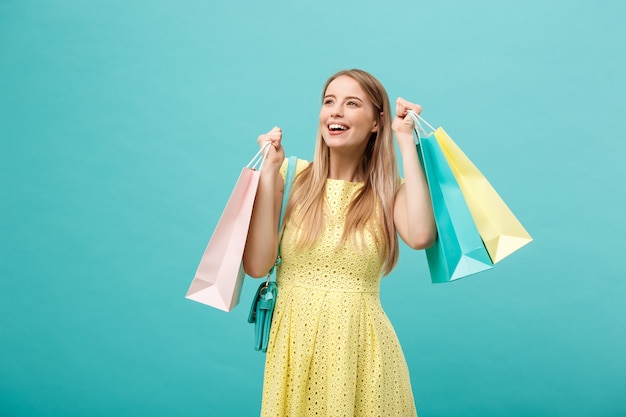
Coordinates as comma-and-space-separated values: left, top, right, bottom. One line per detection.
418, 116, 532, 263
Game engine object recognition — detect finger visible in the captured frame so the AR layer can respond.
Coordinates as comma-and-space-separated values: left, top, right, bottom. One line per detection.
410, 103, 423, 115
396, 97, 422, 117
257, 126, 282, 147
395, 98, 407, 118
260, 136, 280, 151
266, 126, 282, 139
395, 98, 414, 119
402, 114, 415, 130
266, 133, 282, 142
267, 132, 282, 143
270, 138, 282, 149
257, 138, 278, 152
266, 126, 282, 137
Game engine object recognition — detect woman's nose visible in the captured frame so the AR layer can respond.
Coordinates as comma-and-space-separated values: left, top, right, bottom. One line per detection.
330, 104, 343, 117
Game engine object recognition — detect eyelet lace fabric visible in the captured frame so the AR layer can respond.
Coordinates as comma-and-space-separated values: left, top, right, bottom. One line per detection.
260, 160, 417, 417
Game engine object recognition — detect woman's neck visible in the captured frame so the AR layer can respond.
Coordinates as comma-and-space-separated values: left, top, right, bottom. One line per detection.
327, 151, 366, 182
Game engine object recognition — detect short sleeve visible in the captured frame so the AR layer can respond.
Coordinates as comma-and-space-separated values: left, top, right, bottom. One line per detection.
279, 158, 310, 182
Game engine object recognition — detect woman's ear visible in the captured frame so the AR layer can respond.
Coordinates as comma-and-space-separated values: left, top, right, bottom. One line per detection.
371, 112, 383, 132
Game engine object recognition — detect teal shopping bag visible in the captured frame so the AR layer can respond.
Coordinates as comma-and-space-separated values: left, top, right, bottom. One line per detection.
411, 114, 493, 283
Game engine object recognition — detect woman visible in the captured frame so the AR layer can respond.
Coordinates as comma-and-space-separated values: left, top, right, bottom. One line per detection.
243, 69, 436, 417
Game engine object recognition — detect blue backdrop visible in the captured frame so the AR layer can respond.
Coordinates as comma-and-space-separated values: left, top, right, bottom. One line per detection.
1, 0, 625, 416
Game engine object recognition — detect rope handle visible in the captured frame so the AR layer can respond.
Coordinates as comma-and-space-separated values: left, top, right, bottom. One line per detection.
246, 141, 273, 171
407, 110, 437, 144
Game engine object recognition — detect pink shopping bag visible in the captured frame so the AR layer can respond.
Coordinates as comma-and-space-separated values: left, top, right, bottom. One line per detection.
185, 144, 270, 312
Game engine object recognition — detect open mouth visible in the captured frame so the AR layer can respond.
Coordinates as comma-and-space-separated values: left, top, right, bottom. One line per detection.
328, 123, 349, 132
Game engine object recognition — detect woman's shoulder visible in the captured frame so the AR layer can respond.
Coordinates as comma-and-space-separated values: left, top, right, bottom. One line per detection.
279, 157, 310, 180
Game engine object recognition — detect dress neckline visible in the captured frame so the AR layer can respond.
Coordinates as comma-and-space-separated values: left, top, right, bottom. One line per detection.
326, 178, 364, 185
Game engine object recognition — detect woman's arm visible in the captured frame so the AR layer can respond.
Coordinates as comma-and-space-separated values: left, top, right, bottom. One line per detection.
392, 98, 437, 249
242, 127, 285, 278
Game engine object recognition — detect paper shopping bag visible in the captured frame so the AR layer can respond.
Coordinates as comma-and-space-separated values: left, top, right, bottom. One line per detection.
416, 131, 493, 283
186, 144, 270, 312
185, 168, 259, 311
433, 127, 533, 263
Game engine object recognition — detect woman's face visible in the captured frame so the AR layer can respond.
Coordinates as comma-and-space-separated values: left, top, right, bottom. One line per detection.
319, 75, 379, 154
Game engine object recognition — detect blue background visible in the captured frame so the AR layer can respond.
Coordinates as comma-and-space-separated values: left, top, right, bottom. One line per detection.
1, 0, 625, 416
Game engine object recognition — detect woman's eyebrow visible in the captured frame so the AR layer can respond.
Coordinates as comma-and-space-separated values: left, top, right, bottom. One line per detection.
323, 94, 364, 102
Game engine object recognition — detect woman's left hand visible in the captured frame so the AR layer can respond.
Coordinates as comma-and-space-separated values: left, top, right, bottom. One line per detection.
392, 97, 422, 137
391, 97, 436, 250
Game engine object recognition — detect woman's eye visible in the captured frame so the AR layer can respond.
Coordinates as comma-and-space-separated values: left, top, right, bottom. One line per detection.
347, 101, 358, 107
324, 99, 334, 105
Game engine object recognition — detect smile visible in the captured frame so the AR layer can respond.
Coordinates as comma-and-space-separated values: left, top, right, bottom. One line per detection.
328, 123, 349, 131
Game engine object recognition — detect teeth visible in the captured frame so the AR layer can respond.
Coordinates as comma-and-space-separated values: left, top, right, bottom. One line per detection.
329, 124, 347, 131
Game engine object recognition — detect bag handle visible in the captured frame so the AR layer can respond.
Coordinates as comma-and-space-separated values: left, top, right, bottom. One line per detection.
407, 110, 436, 197
418, 115, 436, 133
247, 141, 273, 171
407, 110, 434, 142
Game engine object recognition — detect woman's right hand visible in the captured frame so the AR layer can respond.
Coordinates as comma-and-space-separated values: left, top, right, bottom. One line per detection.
257, 126, 285, 173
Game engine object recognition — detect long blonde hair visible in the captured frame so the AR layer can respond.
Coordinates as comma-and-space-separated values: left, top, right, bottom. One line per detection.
285, 69, 401, 276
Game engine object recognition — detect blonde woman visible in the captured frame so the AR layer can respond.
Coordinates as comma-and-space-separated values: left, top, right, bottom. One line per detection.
243, 69, 436, 417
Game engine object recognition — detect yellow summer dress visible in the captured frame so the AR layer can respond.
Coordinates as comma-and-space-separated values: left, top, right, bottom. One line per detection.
261, 160, 417, 417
